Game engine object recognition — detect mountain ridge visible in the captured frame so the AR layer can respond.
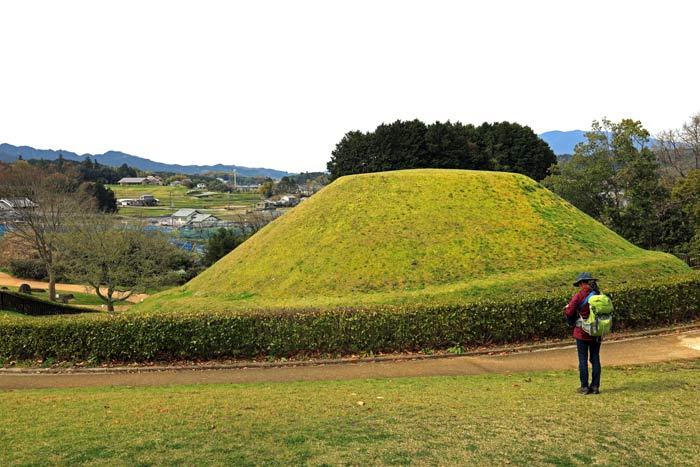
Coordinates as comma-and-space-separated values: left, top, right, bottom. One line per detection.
0, 143, 292, 179
538, 130, 588, 155
538, 130, 658, 155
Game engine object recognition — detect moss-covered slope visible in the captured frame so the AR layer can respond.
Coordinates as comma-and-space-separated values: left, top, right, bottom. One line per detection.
141, 169, 689, 312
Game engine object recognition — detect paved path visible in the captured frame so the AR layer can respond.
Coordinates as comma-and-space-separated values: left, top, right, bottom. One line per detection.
2, 330, 699, 390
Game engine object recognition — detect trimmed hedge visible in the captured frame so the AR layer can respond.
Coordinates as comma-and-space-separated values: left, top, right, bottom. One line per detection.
9, 259, 66, 282
1, 274, 699, 362
0, 291, 94, 316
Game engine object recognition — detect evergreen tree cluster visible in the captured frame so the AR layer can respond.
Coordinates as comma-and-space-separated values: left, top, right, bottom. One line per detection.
327, 120, 557, 181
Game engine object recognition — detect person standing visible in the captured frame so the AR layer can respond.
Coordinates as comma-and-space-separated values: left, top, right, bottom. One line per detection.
564, 272, 602, 395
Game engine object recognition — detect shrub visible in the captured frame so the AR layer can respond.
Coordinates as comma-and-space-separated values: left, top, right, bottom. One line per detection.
9, 259, 49, 281
9, 259, 67, 282
1, 274, 699, 363
0, 291, 93, 316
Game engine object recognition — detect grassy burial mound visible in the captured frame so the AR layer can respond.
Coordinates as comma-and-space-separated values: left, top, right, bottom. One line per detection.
4, 169, 696, 362
141, 169, 689, 312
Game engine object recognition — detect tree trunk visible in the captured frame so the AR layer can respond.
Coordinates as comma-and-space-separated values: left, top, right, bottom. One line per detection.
48, 265, 57, 302
107, 288, 115, 313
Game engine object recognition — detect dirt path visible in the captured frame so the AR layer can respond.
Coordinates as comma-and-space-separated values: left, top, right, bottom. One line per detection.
0, 271, 148, 304
2, 330, 699, 390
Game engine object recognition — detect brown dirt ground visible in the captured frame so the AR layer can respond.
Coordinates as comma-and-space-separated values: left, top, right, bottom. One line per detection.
0, 271, 149, 306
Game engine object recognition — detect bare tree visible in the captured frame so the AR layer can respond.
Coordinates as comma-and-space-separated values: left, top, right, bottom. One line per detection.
655, 112, 700, 179
0, 162, 88, 301
681, 113, 700, 170
655, 129, 687, 179
58, 215, 175, 312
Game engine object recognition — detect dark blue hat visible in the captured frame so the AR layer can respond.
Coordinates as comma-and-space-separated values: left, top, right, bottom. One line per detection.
573, 272, 597, 286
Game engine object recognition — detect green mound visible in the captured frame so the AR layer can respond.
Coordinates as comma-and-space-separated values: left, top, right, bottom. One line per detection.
141, 169, 689, 312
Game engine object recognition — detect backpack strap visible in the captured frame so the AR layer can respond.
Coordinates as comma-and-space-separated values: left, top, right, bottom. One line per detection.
578, 291, 597, 309
575, 290, 598, 329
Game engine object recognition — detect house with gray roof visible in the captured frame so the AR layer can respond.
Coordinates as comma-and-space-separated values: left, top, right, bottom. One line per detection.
170, 209, 200, 226
187, 213, 220, 226
0, 197, 37, 220
169, 209, 220, 227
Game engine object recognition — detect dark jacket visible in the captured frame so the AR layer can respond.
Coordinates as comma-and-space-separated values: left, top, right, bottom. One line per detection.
564, 285, 597, 342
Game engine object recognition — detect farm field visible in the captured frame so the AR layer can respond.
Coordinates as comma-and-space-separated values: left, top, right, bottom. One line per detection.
1, 359, 699, 466
108, 184, 262, 220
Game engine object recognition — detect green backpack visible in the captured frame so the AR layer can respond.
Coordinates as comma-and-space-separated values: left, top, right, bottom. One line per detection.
577, 291, 614, 337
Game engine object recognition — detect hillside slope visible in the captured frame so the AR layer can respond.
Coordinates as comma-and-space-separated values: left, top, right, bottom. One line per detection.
142, 169, 689, 311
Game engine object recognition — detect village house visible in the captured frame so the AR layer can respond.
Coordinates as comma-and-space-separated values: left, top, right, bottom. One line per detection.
234, 184, 261, 193
255, 200, 276, 211
118, 177, 145, 185
0, 197, 37, 220
169, 209, 220, 227
187, 213, 220, 226
116, 194, 159, 207
279, 195, 298, 206
170, 209, 201, 226
117, 176, 163, 186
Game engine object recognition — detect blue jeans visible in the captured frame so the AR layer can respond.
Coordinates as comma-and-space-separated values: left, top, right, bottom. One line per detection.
576, 339, 601, 388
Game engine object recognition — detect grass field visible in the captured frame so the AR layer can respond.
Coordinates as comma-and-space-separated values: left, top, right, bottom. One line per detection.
23, 289, 133, 308
2, 360, 699, 466
137, 169, 690, 313
108, 184, 261, 213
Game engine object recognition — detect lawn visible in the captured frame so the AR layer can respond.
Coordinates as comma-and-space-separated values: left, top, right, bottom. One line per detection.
22, 289, 134, 309
1, 359, 699, 466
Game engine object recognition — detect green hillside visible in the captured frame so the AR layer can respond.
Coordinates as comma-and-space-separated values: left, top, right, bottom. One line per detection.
140, 169, 689, 312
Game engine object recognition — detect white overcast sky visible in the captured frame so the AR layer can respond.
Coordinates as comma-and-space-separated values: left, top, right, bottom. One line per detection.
1, 1, 698, 173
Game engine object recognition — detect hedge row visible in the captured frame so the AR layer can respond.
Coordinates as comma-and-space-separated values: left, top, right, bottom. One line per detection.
1, 274, 699, 362
0, 291, 93, 316
9, 259, 67, 283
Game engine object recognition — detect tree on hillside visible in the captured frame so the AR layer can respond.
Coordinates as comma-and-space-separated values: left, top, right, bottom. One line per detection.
541, 148, 612, 220
424, 121, 484, 170
79, 182, 117, 213
327, 130, 375, 179
202, 228, 251, 267
259, 178, 274, 198
58, 216, 176, 312
327, 119, 554, 180
274, 176, 298, 195
670, 170, 700, 253
117, 163, 138, 179
655, 112, 700, 180
473, 121, 557, 181
543, 118, 669, 249
25, 157, 138, 184
0, 162, 89, 301
165, 174, 188, 185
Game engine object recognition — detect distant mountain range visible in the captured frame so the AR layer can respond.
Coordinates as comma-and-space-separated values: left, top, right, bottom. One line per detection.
0, 143, 292, 179
0, 131, 653, 176
538, 130, 658, 155
538, 130, 588, 155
